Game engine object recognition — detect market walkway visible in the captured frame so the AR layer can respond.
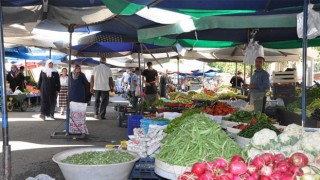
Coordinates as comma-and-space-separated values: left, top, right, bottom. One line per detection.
0, 95, 128, 180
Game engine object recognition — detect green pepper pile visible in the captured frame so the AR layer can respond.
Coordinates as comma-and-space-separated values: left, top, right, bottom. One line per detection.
62, 150, 135, 165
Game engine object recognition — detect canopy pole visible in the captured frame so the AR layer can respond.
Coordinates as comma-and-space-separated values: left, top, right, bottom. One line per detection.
49, 47, 52, 59
0, 1, 12, 179
177, 57, 180, 92
138, 43, 142, 101
250, 65, 253, 82
66, 25, 74, 133
235, 62, 238, 89
25, 59, 27, 76
244, 64, 246, 84
301, 0, 308, 127
141, 44, 163, 68
202, 62, 205, 84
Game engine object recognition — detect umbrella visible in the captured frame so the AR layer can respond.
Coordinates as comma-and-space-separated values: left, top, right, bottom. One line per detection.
56, 31, 176, 58
177, 46, 304, 62
61, 57, 100, 66
5, 46, 67, 60
210, 45, 301, 62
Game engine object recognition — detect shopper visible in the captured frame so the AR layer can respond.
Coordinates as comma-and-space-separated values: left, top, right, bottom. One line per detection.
90, 57, 114, 120
70, 65, 90, 103
247, 57, 270, 113
38, 60, 61, 120
230, 71, 244, 88
58, 68, 68, 115
121, 68, 131, 98
6, 65, 24, 92
142, 62, 159, 106
130, 67, 140, 110
160, 71, 169, 97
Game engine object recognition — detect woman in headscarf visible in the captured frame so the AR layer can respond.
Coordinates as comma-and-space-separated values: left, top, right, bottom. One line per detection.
58, 68, 68, 115
70, 65, 90, 103
37, 60, 60, 120
6, 65, 24, 92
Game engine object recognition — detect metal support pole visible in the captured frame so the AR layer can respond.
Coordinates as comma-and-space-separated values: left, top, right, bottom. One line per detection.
244, 64, 246, 83
177, 57, 180, 91
66, 25, 74, 133
49, 47, 52, 59
0, 1, 12, 179
250, 65, 253, 83
138, 44, 142, 100
235, 62, 238, 89
25, 59, 27, 76
301, 0, 308, 127
202, 62, 205, 84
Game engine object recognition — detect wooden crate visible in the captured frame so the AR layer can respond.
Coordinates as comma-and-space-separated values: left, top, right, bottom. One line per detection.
272, 71, 297, 83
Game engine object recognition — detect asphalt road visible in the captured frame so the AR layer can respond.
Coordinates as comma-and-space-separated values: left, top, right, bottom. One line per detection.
0, 95, 129, 180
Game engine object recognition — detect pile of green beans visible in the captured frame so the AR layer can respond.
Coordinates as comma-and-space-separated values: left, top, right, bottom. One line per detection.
157, 113, 241, 166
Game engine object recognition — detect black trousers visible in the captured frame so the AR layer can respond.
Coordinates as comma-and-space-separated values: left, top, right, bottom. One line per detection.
94, 90, 109, 118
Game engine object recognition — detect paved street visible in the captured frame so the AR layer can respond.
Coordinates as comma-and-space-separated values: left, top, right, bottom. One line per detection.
0, 95, 129, 180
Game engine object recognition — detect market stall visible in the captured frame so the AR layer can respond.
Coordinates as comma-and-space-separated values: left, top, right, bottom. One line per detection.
121, 93, 320, 179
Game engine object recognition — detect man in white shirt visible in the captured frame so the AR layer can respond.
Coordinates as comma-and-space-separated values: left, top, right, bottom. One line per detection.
90, 57, 114, 120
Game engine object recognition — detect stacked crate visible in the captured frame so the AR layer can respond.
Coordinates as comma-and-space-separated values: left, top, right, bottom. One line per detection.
271, 71, 296, 105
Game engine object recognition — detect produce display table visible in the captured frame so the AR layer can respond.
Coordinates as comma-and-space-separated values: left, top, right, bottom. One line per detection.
6, 94, 28, 111
26, 94, 40, 106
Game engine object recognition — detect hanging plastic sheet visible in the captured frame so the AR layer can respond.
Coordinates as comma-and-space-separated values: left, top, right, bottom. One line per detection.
244, 40, 264, 65
297, 4, 320, 39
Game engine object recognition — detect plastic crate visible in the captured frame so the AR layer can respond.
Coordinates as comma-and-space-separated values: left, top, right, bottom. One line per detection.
271, 84, 295, 95
127, 115, 144, 136
140, 119, 169, 133
129, 157, 163, 180
118, 112, 128, 128
114, 104, 128, 112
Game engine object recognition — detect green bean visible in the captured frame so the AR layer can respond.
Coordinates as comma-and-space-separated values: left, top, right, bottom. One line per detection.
157, 113, 242, 166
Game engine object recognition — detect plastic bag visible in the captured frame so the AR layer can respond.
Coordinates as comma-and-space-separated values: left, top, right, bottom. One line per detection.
13, 89, 23, 95
25, 174, 55, 180
244, 40, 264, 65
297, 4, 320, 39
69, 102, 88, 134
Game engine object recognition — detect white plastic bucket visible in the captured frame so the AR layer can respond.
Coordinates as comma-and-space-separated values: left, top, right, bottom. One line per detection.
52, 147, 140, 180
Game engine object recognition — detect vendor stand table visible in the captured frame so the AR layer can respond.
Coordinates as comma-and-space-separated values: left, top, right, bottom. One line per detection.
6, 94, 28, 112
26, 94, 40, 106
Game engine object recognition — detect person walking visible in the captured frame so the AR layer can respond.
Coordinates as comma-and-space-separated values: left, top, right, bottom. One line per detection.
90, 57, 114, 120
130, 67, 140, 110
160, 71, 169, 97
71, 65, 90, 103
230, 71, 244, 88
6, 65, 24, 92
58, 68, 68, 115
142, 62, 159, 106
38, 60, 61, 120
246, 57, 270, 113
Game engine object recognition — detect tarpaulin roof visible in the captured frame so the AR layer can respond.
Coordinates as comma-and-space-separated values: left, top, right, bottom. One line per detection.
109, 0, 320, 16
2, 0, 113, 25
100, 0, 320, 49
4, 46, 67, 60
